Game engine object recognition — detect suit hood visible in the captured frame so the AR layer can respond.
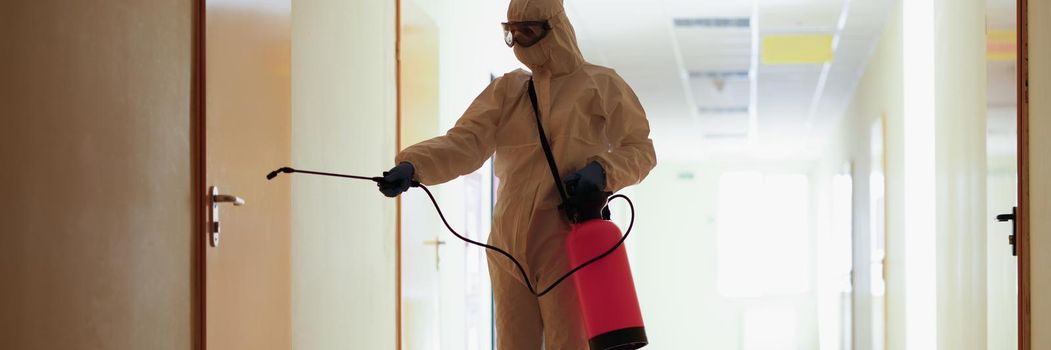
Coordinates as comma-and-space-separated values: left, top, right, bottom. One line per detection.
507, 0, 585, 77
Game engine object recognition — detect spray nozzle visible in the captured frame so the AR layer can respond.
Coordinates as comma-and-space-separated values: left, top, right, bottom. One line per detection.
266, 167, 296, 180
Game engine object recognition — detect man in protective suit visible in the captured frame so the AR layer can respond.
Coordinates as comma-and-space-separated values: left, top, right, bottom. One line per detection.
379, 0, 656, 348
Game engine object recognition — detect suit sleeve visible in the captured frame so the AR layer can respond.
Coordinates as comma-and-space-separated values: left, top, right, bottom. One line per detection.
395, 77, 505, 185
589, 73, 657, 193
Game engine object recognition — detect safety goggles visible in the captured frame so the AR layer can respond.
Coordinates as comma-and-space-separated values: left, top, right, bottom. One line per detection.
501, 20, 551, 47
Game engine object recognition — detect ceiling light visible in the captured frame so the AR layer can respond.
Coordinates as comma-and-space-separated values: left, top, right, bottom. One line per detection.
673, 17, 751, 29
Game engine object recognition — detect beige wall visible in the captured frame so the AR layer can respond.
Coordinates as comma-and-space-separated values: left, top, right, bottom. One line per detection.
1029, 0, 1051, 347
0, 1, 194, 349
290, 1, 398, 348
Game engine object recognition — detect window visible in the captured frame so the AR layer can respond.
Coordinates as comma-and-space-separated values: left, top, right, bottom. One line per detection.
716, 171, 811, 297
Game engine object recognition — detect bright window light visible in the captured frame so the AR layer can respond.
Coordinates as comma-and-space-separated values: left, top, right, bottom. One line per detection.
818, 172, 854, 350
743, 305, 799, 350
716, 171, 811, 298
832, 173, 855, 289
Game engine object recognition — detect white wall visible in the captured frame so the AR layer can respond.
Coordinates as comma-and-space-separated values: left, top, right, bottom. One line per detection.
823, 2, 905, 348
291, 1, 398, 349
933, 0, 988, 348
828, 0, 991, 349
1028, 0, 1051, 347
630, 160, 820, 350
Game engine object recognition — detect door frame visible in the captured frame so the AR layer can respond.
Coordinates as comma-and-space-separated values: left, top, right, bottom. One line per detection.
1017, 0, 1030, 348
394, 1, 403, 350
192, 0, 207, 348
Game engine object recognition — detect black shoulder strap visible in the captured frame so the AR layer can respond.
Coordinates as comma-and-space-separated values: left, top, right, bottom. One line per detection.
527, 78, 569, 204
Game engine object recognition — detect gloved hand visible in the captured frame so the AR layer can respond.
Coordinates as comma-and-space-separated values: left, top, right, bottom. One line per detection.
378, 162, 416, 197
563, 161, 606, 197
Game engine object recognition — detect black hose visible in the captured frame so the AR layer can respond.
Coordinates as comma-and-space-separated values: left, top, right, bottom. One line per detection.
269, 167, 635, 297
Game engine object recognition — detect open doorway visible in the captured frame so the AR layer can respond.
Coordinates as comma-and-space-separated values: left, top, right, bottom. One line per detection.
986, 0, 1022, 349
397, 1, 507, 349
392, 0, 1032, 349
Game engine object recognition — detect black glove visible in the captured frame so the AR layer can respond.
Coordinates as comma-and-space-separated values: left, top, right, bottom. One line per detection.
378, 162, 415, 197
563, 161, 606, 197
561, 162, 610, 222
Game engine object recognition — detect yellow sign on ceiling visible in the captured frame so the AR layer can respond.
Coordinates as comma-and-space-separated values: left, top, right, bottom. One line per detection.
987, 30, 1017, 62
761, 34, 834, 65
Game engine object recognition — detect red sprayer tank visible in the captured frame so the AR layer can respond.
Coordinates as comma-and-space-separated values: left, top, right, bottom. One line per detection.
567, 218, 648, 350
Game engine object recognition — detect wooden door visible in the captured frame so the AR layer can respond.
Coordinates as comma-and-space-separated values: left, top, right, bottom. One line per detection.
200, 0, 291, 348
2, 1, 195, 349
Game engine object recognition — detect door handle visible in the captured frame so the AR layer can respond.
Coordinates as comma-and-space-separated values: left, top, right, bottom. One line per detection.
214, 193, 246, 206
209, 186, 246, 247
423, 238, 446, 270
995, 206, 1017, 256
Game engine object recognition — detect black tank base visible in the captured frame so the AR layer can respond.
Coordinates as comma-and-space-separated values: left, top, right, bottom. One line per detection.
588, 327, 648, 350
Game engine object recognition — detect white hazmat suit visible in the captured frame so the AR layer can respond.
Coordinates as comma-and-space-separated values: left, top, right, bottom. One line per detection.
395, 0, 656, 348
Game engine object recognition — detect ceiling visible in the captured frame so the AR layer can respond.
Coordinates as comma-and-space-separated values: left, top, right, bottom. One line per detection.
564, 0, 1023, 163
564, 0, 895, 162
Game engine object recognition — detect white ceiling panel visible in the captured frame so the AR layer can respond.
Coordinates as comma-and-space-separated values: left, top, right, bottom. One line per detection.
676, 28, 753, 71
662, 0, 753, 17
758, 8, 840, 32
691, 74, 750, 107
